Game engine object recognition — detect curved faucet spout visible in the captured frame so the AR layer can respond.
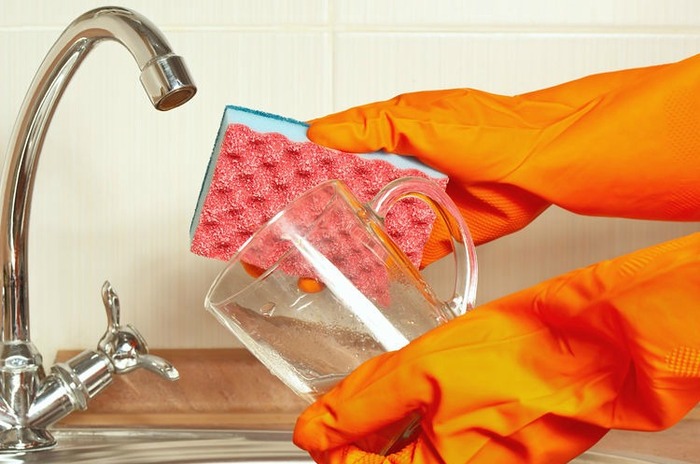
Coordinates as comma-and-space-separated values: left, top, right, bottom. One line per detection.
0, 6, 196, 342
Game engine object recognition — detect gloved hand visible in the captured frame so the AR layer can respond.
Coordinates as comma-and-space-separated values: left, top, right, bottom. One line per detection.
308, 54, 700, 267
294, 232, 700, 463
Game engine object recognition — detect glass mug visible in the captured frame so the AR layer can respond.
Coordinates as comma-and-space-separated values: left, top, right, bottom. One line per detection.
205, 177, 478, 453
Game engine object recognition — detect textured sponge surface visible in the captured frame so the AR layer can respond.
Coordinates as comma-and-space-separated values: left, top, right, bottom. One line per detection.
190, 123, 448, 270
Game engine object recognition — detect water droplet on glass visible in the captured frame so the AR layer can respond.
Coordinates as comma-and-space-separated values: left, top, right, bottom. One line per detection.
260, 302, 276, 317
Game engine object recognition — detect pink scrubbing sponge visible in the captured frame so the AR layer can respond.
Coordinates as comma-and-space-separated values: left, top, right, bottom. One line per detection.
191, 124, 447, 269
190, 107, 449, 275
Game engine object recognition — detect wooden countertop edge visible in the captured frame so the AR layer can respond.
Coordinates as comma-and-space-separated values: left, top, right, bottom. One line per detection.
58, 413, 298, 429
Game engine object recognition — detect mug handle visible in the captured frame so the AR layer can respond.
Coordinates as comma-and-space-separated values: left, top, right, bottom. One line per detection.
368, 176, 478, 317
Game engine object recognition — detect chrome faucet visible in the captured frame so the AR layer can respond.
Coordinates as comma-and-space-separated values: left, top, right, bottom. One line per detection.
0, 7, 196, 450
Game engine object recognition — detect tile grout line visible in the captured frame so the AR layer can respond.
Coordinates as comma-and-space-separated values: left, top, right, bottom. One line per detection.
328, 0, 337, 112
1, 24, 699, 35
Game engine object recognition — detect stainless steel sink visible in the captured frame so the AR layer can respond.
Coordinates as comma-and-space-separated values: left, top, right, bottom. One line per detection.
0, 428, 689, 464
0, 428, 306, 463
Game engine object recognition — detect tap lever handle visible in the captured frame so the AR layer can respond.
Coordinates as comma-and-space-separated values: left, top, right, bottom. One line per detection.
101, 280, 120, 331
139, 354, 180, 380
97, 280, 180, 381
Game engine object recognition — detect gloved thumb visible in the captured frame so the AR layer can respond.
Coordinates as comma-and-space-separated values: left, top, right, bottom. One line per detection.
306, 89, 520, 171
303, 438, 438, 464
306, 107, 384, 154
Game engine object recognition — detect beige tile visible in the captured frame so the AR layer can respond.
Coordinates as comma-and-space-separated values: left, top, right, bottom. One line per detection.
332, 32, 700, 107
333, 0, 700, 29
0, 30, 58, 150
177, 31, 332, 118
0, 0, 329, 28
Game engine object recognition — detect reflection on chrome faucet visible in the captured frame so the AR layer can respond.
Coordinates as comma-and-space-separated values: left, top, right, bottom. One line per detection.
0, 7, 196, 451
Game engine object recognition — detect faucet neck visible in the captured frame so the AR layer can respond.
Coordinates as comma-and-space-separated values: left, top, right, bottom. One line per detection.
0, 37, 90, 342
0, 7, 195, 343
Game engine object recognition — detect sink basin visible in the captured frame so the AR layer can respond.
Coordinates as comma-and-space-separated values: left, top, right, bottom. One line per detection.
0, 428, 690, 463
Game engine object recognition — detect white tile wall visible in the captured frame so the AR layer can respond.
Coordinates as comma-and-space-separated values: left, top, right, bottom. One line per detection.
0, 0, 698, 364
333, 0, 700, 28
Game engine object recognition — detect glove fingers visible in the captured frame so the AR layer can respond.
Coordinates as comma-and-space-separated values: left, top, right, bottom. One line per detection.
308, 89, 565, 182
294, 306, 563, 454
306, 95, 430, 154
306, 436, 438, 464
293, 351, 427, 453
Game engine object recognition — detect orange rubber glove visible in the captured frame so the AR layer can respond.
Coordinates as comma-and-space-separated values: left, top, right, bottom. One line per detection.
307, 54, 700, 267
294, 232, 700, 463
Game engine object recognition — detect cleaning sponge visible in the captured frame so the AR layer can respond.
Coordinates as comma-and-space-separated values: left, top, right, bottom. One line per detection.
190, 106, 448, 269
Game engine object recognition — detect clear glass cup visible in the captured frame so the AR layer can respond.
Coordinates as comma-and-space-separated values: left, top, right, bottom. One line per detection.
205, 177, 477, 453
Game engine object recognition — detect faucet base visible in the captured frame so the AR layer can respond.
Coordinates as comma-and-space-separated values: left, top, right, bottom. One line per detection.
0, 427, 55, 451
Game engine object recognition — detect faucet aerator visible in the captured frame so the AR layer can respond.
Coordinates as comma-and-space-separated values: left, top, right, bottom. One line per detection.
140, 54, 197, 111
